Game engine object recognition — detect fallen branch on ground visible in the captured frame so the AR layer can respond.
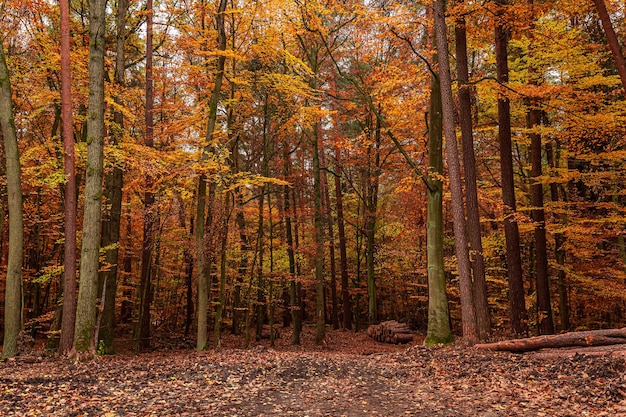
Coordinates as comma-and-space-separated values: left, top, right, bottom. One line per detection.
475, 327, 626, 352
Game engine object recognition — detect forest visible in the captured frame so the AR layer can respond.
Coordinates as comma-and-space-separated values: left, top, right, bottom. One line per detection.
1, 0, 626, 361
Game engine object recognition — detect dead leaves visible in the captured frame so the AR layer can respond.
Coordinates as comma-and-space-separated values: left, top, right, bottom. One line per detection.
0, 339, 625, 416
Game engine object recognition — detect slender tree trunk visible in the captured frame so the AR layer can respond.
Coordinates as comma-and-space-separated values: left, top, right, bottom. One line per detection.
213, 194, 230, 347
135, 0, 155, 353
334, 148, 352, 330
233, 187, 249, 335
425, 54, 453, 346
593, 0, 626, 88
546, 138, 570, 330
433, 0, 478, 344
255, 95, 271, 341
283, 145, 301, 344
58, 0, 77, 355
329, 81, 352, 330
96, 0, 127, 355
320, 141, 339, 329
495, 0, 529, 336
365, 115, 380, 325
175, 194, 195, 336
0, 41, 24, 359
74, 0, 107, 353
312, 120, 326, 344
196, 0, 227, 351
455, 6, 491, 340
120, 193, 134, 324
527, 0, 553, 336
529, 107, 552, 334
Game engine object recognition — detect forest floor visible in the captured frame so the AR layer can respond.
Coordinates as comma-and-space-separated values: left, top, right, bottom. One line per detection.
1, 326, 626, 416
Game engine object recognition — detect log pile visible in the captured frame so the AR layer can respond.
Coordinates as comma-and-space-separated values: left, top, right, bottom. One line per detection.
367, 320, 415, 344
475, 327, 626, 352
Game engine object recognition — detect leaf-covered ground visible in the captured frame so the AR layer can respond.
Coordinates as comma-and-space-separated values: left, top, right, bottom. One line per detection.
1, 328, 625, 416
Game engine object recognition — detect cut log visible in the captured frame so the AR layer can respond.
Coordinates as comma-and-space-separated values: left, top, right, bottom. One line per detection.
475, 327, 626, 352
367, 320, 415, 344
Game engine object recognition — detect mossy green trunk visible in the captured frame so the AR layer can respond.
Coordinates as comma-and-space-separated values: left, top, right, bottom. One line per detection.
0, 41, 24, 359
74, 0, 106, 353
424, 60, 452, 346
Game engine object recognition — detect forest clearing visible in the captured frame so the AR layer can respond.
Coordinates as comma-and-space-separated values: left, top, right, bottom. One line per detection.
1, 328, 626, 416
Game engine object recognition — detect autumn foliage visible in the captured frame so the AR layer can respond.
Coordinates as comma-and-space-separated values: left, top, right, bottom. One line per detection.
1, 0, 626, 354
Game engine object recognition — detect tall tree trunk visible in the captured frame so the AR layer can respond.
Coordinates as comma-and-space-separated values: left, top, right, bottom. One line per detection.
58, 0, 78, 355
283, 145, 301, 344
529, 107, 553, 334
425, 52, 453, 346
213, 194, 230, 347
175, 193, 195, 336
319, 141, 339, 329
433, 0, 478, 344
364, 115, 380, 325
233, 186, 249, 335
255, 94, 271, 341
0, 40, 24, 359
495, 0, 529, 336
74, 0, 107, 353
195, 0, 227, 351
593, 0, 626, 89
334, 148, 352, 330
96, 0, 127, 355
312, 120, 326, 344
329, 83, 352, 330
135, 0, 155, 353
546, 138, 570, 331
527, 0, 554, 336
454, 6, 491, 340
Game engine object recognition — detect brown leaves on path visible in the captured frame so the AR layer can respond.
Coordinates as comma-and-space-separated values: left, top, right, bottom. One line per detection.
1, 328, 625, 416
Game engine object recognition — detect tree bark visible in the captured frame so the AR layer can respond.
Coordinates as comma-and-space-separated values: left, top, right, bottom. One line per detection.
74, 0, 107, 353
135, 0, 155, 353
283, 145, 301, 344
59, 0, 78, 355
433, 0, 478, 344
476, 327, 626, 352
425, 53, 453, 346
365, 114, 380, 325
96, 0, 127, 355
545, 138, 570, 331
328, 73, 352, 330
593, 0, 626, 89
195, 0, 227, 351
319, 139, 339, 329
526, 0, 554, 336
495, 0, 529, 336
312, 119, 326, 344
0, 40, 24, 359
455, 5, 491, 340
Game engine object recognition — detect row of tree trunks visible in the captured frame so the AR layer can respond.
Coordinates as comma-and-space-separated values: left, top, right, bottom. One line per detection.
367, 321, 415, 344
475, 328, 626, 352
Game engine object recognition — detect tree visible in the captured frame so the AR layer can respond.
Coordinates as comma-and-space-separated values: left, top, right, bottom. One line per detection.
454, 0, 491, 340
0, 38, 24, 359
58, 0, 77, 355
433, 0, 478, 344
424, 47, 453, 346
74, 0, 107, 353
494, 0, 528, 336
526, 0, 553, 335
196, 0, 228, 351
97, 0, 128, 354
593, 0, 626, 89
135, 0, 156, 353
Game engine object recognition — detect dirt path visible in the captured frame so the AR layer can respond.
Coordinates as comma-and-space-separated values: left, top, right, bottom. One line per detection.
1, 329, 625, 416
